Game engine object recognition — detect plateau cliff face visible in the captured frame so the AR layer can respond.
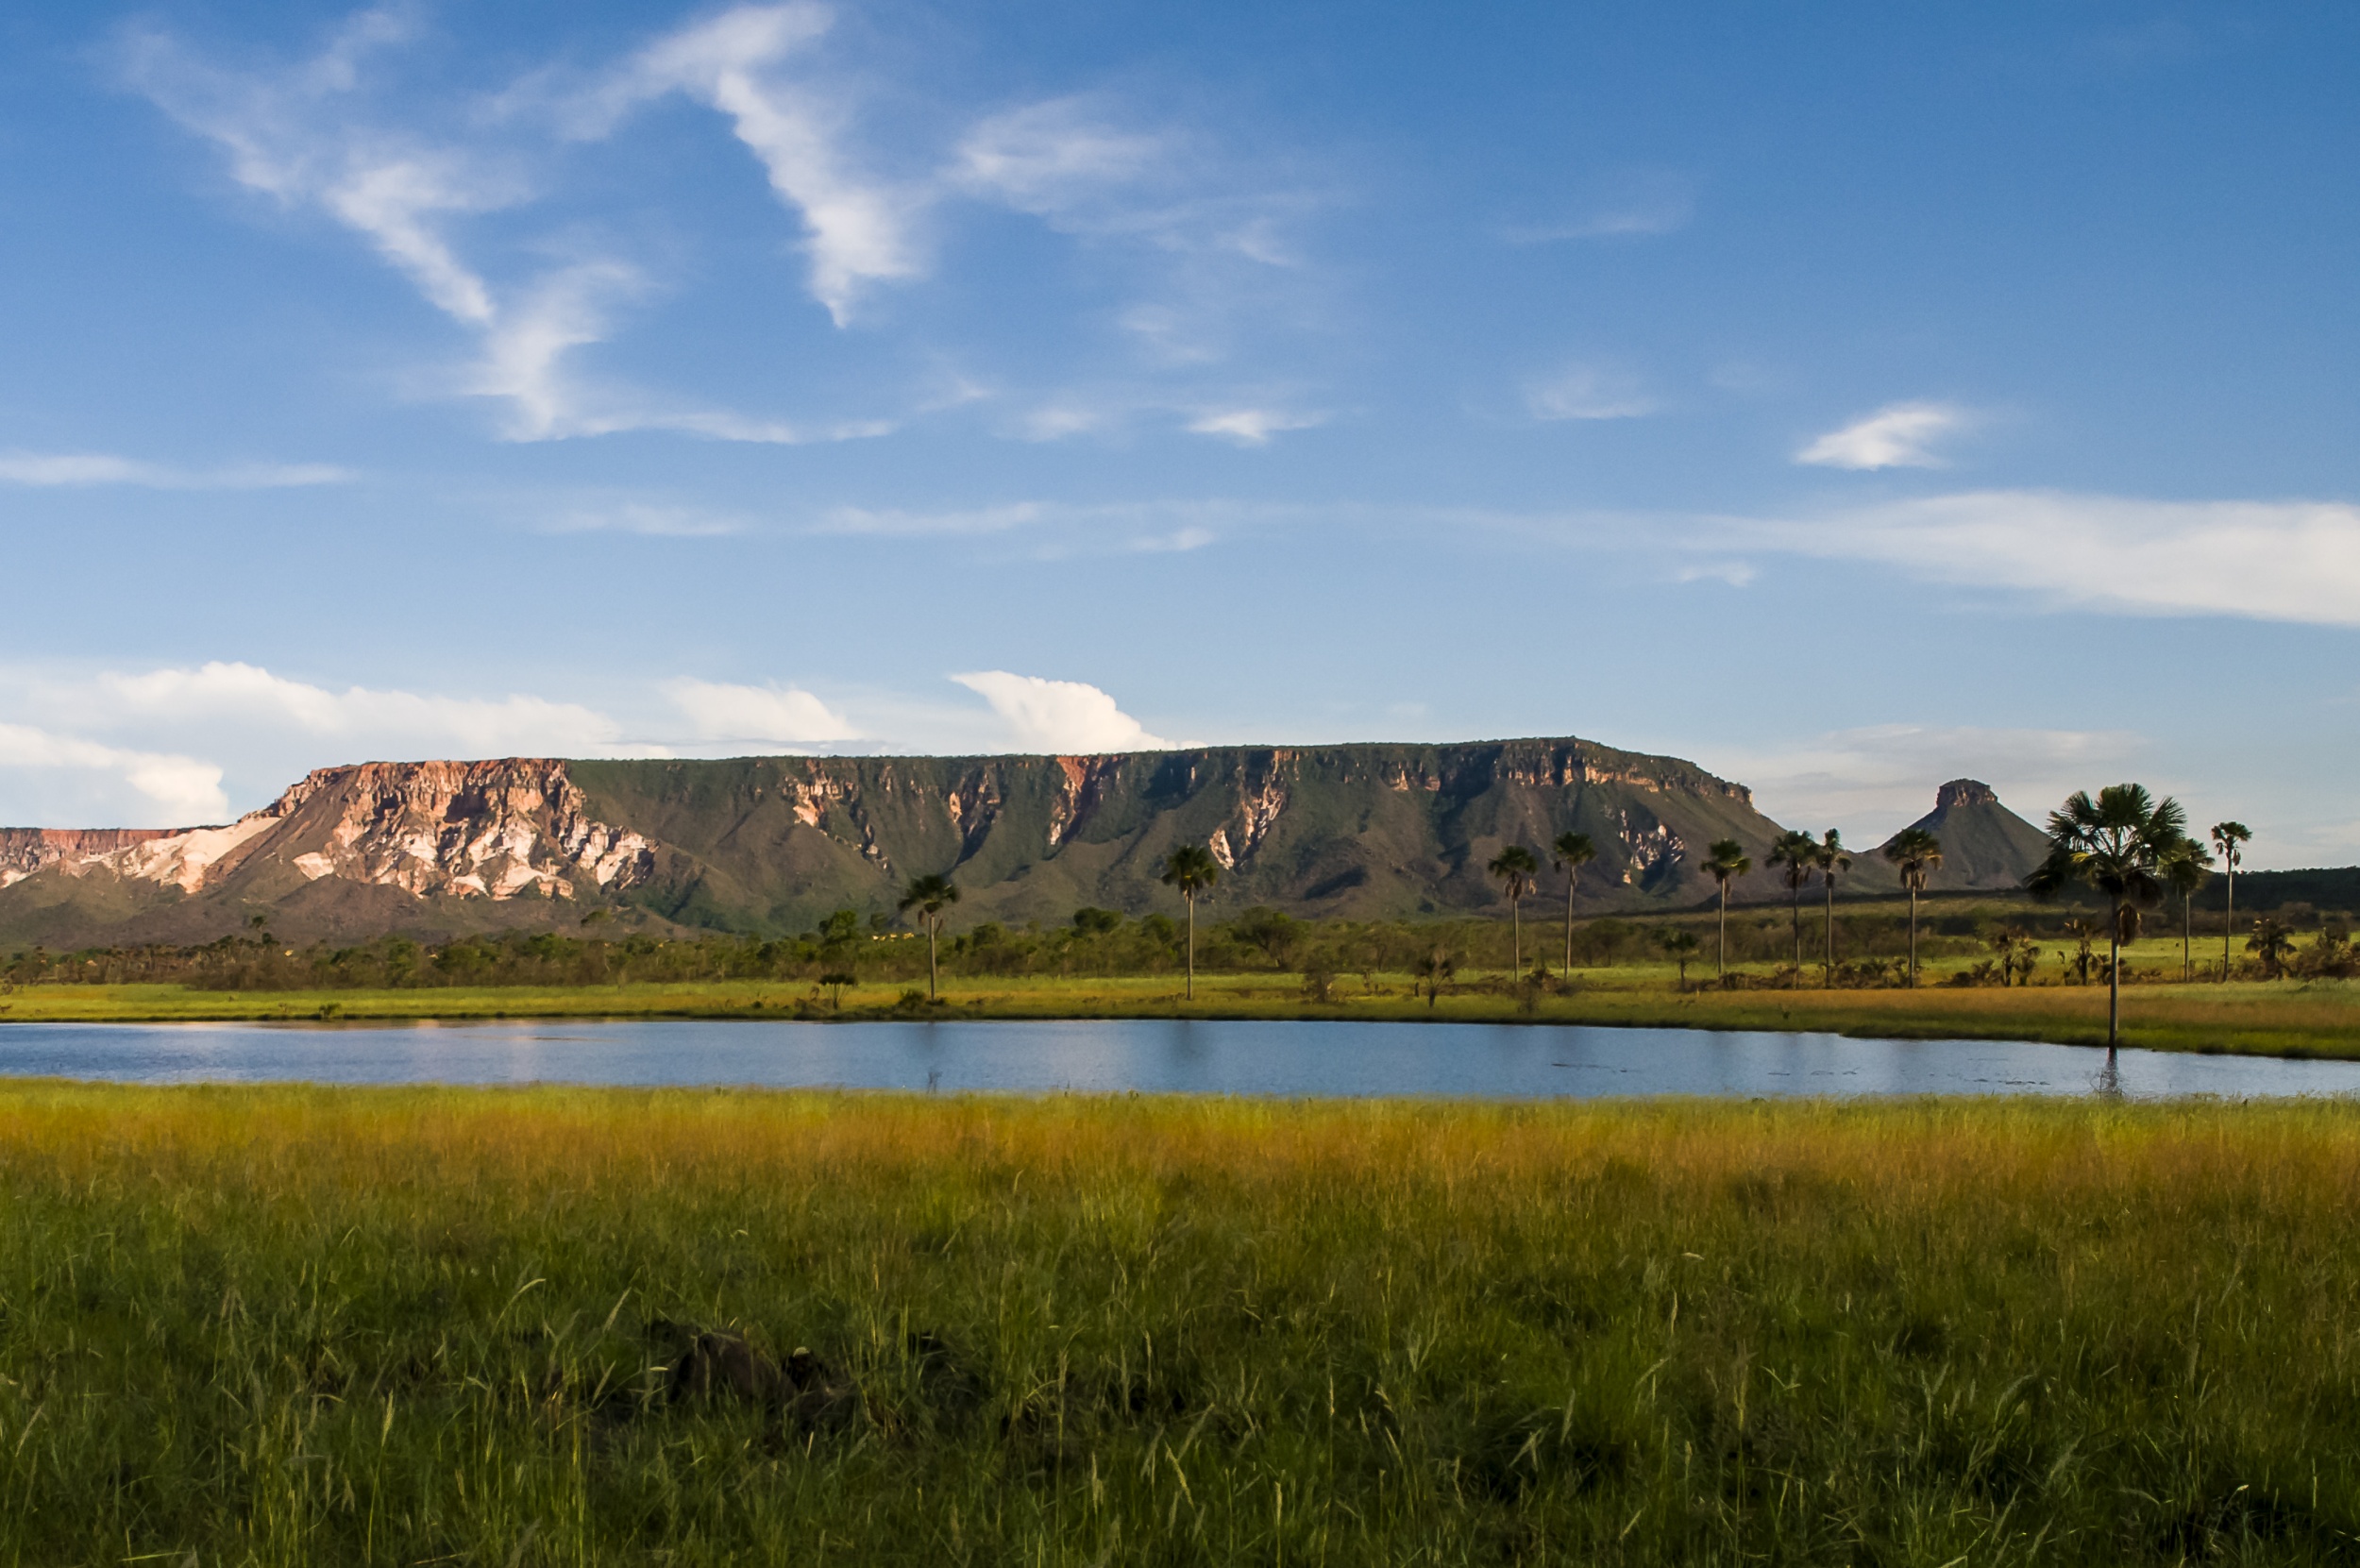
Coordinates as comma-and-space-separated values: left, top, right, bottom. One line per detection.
0, 735, 1794, 946
0, 759, 653, 947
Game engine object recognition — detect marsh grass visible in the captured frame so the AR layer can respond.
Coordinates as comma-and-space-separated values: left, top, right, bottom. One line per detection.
3, 1086, 2360, 1563
6, 971, 2360, 1057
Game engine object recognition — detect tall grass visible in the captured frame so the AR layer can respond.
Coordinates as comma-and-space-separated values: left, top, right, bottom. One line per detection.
3, 1087, 2359, 1562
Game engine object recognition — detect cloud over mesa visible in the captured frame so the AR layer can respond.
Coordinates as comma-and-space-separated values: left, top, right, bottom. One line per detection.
952, 671, 1173, 752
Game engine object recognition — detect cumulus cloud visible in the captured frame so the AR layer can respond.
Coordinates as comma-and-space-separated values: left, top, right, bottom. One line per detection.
664, 679, 858, 746
93, 662, 626, 755
951, 671, 1172, 752
0, 722, 229, 824
1731, 490, 2360, 626
1525, 363, 1656, 421
1796, 401, 1969, 469
0, 451, 349, 488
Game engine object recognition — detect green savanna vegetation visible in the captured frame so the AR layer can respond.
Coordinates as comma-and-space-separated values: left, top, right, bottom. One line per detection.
5, 1086, 2360, 1565
6, 891, 2359, 1054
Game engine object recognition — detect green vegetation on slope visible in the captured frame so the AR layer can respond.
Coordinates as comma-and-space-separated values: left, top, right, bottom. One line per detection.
4, 1087, 2360, 1564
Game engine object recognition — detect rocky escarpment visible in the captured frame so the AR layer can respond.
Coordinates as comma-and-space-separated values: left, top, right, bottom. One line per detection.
0, 760, 653, 944
0, 736, 1797, 945
567, 736, 1790, 930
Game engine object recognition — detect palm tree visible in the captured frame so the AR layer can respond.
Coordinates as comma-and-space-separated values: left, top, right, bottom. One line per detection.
898, 873, 959, 1001
1766, 830, 1818, 986
1552, 831, 1596, 975
1703, 838, 1751, 983
1159, 844, 1222, 1001
1657, 928, 1700, 990
2248, 917, 2296, 980
2162, 839, 2213, 984
2026, 784, 2190, 1054
2210, 821, 2250, 982
1815, 830, 1851, 987
1486, 845, 1539, 973
1882, 829, 1944, 988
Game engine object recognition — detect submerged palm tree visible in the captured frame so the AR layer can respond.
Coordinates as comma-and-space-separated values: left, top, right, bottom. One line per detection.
1703, 838, 1751, 983
1766, 830, 1818, 986
2162, 839, 2213, 984
898, 873, 959, 1001
1552, 831, 1596, 975
1159, 844, 1222, 1001
1882, 829, 1944, 988
1487, 845, 1540, 972
1815, 829, 1852, 987
2210, 821, 2250, 982
2027, 784, 2189, 1054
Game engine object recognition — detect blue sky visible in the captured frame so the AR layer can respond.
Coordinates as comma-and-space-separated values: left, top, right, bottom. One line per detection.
1, 2, 2356, 866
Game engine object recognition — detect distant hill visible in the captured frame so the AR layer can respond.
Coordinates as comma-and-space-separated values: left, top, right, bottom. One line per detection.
0, 737, 1807, 947
1874, 779, 2051, 892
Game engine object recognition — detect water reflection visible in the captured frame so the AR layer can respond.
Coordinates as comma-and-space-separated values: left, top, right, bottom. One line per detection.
0, 1019, 2355, 1101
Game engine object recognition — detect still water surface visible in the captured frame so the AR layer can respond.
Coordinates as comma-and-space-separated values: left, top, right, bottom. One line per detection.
2, 1019, 2356, 1099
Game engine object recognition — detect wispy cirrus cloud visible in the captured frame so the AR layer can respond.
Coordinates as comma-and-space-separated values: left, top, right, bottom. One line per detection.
1727, 490, 2360, 626
0, 451, 349, 488
1525, 362, 1656, 421
1796, 401, 1971, 469
125, 5, 1328, 450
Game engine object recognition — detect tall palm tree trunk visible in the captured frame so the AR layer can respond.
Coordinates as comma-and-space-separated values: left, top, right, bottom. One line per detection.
1717, 886, 1728, 981
2223, 865, 2235, 982
1907, 887, 1919, 988
1789, 889, 1802, 988
2107, 897, 2122, 1053
1509, 897, 1521, 973
927, 919, 939, 1000
1184, 892, 1195, 1001
2183, 895, 2192, 983
1563, 877, 1576, 975
1823, 881, 1835, 987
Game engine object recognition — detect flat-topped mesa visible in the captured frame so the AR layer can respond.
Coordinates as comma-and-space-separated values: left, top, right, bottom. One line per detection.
1933, 779, 2001, 810
0, 735, 1782, 944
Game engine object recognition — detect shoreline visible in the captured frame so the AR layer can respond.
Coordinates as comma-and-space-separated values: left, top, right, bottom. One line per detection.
3, 973, 2356, 1058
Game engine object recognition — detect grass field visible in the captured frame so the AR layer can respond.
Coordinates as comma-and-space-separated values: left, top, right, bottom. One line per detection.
6, 965, 2360, 1056
3, 1086, 2360, 1564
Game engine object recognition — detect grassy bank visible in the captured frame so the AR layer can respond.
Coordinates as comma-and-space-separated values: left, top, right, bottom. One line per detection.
5, 967, 2360, 1056
4, 1087, 2360, 1563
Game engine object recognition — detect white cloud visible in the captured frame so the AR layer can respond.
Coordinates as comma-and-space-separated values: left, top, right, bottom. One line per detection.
1526, 364, 1656, 421
93, 662, 625, 755
953, 97, 1168, 218
1187, 407, 1325, 445
1731, 490, 2360, 626
951, 671, 1172, 752
0, 722, 229, 824
1796, 401, 1968, 469
612, 4, 920, 325
124, 9, 893, 445
0, 451, 349, 488
663, 679, 858, 746
1699, 724, 2142, 844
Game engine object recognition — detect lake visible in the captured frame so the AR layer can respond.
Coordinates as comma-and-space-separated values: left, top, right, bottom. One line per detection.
1, 1018, 2355, 1099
